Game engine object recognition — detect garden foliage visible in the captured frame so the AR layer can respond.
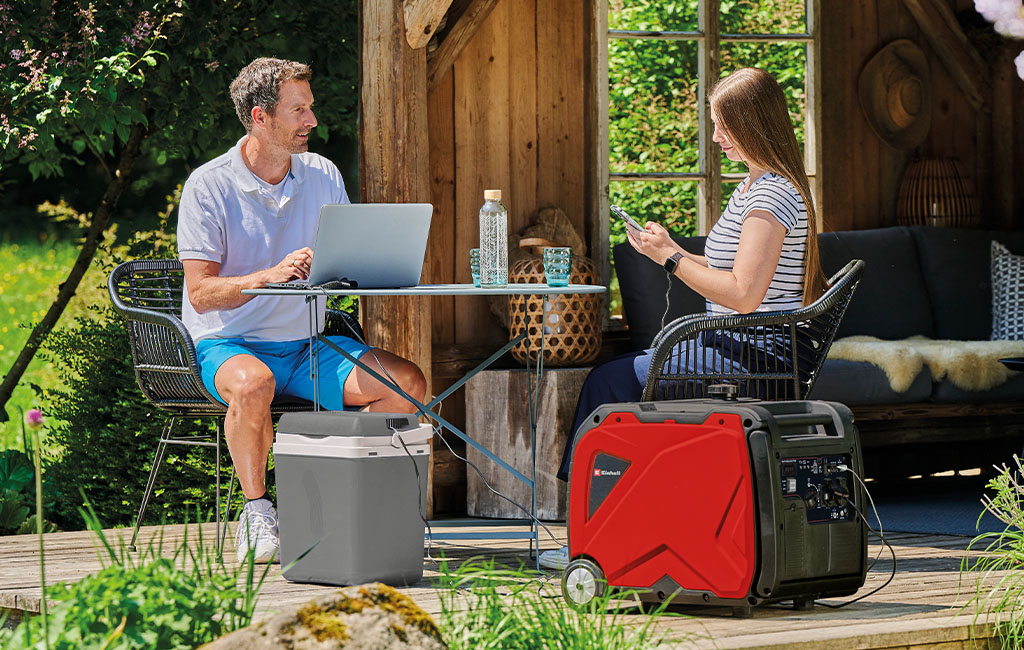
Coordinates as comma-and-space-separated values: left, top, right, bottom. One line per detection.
0, 505, 271, 650
0, 0, 361, 417
607, 0, 808, 247
36, 197, 243, 531
436, 557, 683, 649
963, 456, 1024, 649
0, 0, 360, 179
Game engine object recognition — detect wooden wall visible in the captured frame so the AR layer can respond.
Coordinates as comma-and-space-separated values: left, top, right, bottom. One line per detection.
425, 0, 585, 512
820, 0, 1023, 231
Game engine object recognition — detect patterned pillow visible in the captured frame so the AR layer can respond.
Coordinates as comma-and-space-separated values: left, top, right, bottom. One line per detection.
991, 240, 1024, 340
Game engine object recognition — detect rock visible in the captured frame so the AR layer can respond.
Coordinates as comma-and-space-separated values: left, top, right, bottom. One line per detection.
200, 583, 447, 650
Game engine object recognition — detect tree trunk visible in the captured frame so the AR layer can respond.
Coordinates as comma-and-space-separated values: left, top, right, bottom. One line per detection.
0, 123, 147, 421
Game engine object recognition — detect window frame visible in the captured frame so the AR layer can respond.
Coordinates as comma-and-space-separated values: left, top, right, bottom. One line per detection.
590, 0, 822, 315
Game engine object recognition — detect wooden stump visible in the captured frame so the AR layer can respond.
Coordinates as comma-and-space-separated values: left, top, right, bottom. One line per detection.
465, 367, 589, 521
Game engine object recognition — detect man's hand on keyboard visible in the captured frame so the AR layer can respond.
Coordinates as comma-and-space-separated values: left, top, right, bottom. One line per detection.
265, 247, 314, 284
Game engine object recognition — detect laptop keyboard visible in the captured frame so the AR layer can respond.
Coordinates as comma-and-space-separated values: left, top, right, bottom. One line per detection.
264, 279, 357, 290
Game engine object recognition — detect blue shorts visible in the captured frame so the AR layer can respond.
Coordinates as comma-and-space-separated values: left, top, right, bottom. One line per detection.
194, 336, 372, 411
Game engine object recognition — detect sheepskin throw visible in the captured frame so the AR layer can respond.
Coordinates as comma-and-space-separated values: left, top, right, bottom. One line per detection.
827, 336, 1024, 393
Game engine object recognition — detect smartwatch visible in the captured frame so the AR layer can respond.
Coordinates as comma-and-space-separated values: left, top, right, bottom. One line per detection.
663, 252, 683, 274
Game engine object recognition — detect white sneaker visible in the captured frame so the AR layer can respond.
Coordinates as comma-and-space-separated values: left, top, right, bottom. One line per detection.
235, 499, 280, 564
539, 545, 569, 570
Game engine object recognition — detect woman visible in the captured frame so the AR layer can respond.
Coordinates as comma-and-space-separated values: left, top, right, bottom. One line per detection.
540, 67, 825, 570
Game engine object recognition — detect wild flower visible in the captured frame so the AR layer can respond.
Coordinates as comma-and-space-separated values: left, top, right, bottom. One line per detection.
24, 407, 43, 430
1017, 50, 1024, 78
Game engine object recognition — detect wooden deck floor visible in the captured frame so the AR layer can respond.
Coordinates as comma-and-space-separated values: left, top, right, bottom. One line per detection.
0, 521, 1006, 649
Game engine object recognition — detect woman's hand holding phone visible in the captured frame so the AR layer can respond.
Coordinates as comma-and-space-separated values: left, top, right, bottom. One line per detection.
625, 218, 679, 267
611, 205, 645, 233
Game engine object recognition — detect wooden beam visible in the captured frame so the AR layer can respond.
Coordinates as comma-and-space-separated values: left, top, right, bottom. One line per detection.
902, 0, 991, 112
404, 0, 454, 49
359, 0, 434, 511
584, 0, 610, 301
992, 45, 1016, 226
426, 0, 500, 93
696, 0, 721, 235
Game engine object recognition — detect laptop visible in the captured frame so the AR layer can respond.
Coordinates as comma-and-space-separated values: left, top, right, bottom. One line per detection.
266, 203, 433, 290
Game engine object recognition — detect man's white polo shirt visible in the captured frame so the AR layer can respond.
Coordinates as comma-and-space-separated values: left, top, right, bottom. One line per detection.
177, 136, 350, 342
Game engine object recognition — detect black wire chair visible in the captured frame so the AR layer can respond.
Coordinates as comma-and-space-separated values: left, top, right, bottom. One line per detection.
107, 259, 364, 551
643, 259, 865, 402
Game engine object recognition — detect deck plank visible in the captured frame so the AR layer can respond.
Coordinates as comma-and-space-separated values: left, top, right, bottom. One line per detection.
0, 522, 1008, 650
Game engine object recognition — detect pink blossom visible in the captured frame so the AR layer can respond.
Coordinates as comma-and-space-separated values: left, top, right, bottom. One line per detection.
24, 408, 44, 430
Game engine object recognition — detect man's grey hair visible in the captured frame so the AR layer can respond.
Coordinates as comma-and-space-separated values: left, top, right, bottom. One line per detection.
229, 58, 312, 131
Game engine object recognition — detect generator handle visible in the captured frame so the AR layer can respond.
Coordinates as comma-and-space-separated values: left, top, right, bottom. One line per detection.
770, 411, 839, 438
772, 412, 837, 430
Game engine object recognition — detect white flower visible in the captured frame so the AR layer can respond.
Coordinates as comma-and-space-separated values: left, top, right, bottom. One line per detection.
976, 0, 1020, 23
976, 0, 1024, 38
1016, 49, 1024, 80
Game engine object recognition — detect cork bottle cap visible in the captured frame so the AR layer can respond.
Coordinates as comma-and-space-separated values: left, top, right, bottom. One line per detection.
484, 189, 502, 201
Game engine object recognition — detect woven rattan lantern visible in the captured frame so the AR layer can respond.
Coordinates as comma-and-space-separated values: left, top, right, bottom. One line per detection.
897, 158, 978, 228
508, 239, 602, 366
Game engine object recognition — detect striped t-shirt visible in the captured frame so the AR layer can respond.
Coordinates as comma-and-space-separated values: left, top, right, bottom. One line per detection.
704, 172, 807, 316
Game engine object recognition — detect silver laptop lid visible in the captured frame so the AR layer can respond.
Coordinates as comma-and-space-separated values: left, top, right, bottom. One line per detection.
308, 203, 433, 289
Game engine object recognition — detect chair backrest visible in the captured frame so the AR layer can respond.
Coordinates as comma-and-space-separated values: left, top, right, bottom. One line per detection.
642, 259, 865, 401
109, 259, 367, 414
108, 259, 225, 414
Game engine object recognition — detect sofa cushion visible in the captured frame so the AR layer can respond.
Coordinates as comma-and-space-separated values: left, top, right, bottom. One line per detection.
808, 359, 932, 405
910, 226, 1024, 340
932, 373, 1024, 402
818, 227, 934, 340
615, 237, 706, 350
990, 240, 1024, 340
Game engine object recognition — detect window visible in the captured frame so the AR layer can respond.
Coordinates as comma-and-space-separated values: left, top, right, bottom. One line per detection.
596, 0, 821, 318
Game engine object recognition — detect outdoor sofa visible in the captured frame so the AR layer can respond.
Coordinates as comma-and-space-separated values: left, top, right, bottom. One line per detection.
615, 225, 1024, 479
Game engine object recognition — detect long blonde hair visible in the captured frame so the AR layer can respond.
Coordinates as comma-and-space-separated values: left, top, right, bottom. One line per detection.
708, 68, 824, 304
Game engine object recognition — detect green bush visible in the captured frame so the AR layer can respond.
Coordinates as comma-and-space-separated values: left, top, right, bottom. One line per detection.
0, 448, 33, 534
36, 195, 245, 531
0, 507, 271, 649
40, 306, 233, 531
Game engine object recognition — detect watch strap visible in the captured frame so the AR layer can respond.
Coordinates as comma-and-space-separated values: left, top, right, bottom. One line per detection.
664, 252, 683, 273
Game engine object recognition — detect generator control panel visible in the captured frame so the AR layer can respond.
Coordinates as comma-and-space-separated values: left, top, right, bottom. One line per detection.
779, 455, 854, 523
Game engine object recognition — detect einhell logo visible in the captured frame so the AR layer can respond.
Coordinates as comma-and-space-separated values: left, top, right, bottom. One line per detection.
593, 469, 622, 477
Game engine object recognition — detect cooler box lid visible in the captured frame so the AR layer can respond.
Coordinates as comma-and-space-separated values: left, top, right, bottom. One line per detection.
275, 412, 432, 459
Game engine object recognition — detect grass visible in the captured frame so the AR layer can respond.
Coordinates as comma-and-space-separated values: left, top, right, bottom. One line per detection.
0, 234, 108, 451
435, 556, 688, 649
962, 456, 1024, 649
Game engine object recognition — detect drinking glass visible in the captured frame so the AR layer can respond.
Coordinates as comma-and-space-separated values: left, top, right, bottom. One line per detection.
469, 248, 481, 287
542, 247, 572, 287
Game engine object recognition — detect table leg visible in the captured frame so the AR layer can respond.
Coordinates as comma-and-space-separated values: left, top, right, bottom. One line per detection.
316, 336, 533, 487
306, 297, 320, 410
311, 327, 544, 560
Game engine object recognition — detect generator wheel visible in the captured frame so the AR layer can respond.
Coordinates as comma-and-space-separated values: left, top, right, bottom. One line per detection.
562, 558, 606, 608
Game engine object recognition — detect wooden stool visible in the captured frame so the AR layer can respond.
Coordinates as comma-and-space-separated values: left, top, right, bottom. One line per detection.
465, 367, 590, 521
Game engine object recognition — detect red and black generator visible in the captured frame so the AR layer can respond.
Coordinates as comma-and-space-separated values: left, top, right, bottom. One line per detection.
561, 397, 867, 616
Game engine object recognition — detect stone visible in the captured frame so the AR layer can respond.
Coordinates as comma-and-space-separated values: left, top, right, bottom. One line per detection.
200, 583, 446, 650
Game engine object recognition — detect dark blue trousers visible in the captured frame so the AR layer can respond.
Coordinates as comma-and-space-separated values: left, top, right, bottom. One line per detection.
556, 351, 645, 481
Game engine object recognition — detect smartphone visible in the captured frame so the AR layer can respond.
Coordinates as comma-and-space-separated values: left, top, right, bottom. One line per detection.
611, 204, 645, 232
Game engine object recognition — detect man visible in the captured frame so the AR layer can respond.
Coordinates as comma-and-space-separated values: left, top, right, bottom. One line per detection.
177, 57, 427, 563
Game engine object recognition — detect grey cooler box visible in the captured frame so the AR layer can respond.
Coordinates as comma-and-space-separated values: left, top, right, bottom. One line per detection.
273, 411, 431, 586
